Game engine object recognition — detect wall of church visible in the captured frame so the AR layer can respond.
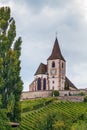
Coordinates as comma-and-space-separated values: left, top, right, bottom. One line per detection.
49, 78, 59, 90
34, 74, 48, 90
60, 60, 66, 90
47, 59, 65, 90
48, 59, 60, 90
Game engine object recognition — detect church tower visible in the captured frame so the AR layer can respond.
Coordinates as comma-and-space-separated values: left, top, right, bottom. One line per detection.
47, 38, 66, 90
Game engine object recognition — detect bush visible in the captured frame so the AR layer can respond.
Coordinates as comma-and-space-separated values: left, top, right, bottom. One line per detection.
78, 92, 85, 96
84, 96, 87, 102
53, 121, 65, 130
52, 90, 59, 97
71, 121, 87, 130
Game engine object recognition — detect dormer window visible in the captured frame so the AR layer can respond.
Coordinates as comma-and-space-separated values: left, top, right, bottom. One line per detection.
52, 61, 55, 68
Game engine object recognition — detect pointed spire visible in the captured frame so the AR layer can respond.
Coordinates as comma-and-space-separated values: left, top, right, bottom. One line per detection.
47, 37, 65, 61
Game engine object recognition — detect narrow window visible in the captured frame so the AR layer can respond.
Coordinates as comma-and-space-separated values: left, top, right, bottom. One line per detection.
53, 81, 54, 84
43, 78, 46, 90
37, 78, 41, 90
62, 62, 64, 68
52, 61, 55, 67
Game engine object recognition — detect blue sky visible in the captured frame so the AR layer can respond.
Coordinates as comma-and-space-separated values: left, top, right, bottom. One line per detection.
0, 0, 87, 91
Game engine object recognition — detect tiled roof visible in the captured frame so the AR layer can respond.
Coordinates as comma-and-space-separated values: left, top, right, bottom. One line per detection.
65, 77, 77, 89
47, 38, 65, 61
34, 63, 47, 75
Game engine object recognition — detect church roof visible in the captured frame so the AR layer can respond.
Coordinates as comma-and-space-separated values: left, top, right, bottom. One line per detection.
65, 77, 77, 90
47, 38, 65, 61
34, 63, 47, 75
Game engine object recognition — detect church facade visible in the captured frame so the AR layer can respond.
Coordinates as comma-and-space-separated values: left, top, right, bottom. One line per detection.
29, 38, 77, 91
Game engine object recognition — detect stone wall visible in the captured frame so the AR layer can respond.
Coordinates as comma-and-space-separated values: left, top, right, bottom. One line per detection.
21, 89, 87, 100
58, 96, 84, 102
21, 90, 52, 100
59, 89, 87, 96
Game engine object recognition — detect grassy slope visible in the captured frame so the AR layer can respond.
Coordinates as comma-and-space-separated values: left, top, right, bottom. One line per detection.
20, 97, 87, 130
21, 97, 57, 116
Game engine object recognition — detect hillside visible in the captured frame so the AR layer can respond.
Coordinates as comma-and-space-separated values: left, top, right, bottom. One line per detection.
19, 97, 87, 130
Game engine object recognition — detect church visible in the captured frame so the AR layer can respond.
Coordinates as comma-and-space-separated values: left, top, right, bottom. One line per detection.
29, 37, 77, 91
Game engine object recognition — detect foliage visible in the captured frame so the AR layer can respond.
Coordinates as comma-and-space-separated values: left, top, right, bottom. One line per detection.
20, 98, 87, 130
0, 7, 23, 122
52, 90, 59, 97
21, 97, 56, 114
7, 92, 15, 120
53, 121, 65, 130
78, 92, 85, 96
64, 80, 69, 90
84, 95, 87, 102
71, 121, 87, 130
0, 94, 2, 107
0, 109, 12, 130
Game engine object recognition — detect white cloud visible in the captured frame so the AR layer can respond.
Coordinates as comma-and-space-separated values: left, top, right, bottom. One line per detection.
75, 0, 87, 21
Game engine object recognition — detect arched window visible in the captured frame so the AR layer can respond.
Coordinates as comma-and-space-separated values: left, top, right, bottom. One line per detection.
37, 78, 41, 90
52, 61, 55, 67
43, 78, 46, 90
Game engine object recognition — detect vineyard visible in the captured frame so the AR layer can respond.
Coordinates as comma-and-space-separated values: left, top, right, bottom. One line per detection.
19, 98, 87, 130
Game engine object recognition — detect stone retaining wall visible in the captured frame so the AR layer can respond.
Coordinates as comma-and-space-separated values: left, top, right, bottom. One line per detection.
59, 90, 87, 96
21, 89, 87, 101
21, 90, 52, 100
58, 96, 84, 102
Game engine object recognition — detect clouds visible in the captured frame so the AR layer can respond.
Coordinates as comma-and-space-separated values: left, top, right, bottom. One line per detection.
0, 0, 87, 90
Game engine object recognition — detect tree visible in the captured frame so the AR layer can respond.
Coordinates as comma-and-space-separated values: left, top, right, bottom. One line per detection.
53, 121, 65, 130
0, 109, 12, 130
64, 80, 69, 90
84, 96, 87, 102
0, 7, 23, 121
71, 121, 87, 130
7, 92, 15, 120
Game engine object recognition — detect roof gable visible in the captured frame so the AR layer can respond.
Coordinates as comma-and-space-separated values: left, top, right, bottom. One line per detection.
34, 63, 47, 75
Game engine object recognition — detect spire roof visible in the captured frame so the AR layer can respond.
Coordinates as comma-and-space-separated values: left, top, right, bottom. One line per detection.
47, 38, 65, 61
34, 63, 47, 75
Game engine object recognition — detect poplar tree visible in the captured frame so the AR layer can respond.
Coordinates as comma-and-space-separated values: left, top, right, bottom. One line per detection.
0, 7, 23, 121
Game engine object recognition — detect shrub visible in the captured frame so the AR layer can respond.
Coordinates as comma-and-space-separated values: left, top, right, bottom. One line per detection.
71, 121, 87, 130
53, 121, 65, 130
52, 90, 59, 97
84, 96, 87, 102
78, 92, 85, 96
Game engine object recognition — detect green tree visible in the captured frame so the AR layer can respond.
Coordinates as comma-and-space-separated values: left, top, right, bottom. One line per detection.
7, 92, 15, 120
53, 121, 65, 130
64, 80, 69, 90
0, 109, 12, 130
0, 7, 23, 121
84, 96, 87, 102
71, 121, 87, 130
